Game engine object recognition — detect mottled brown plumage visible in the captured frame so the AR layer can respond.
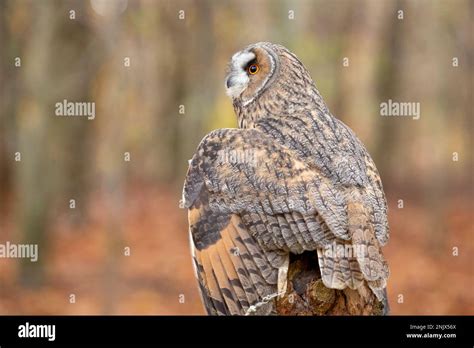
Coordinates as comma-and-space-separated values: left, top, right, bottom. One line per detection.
183, 42, 389, 315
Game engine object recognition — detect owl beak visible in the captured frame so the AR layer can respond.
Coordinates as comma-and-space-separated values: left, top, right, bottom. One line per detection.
225, 70, 249, 98
226, 75, 236, 89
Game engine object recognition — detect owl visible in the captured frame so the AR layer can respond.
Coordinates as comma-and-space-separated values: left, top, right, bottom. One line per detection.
182, 42, 389, 315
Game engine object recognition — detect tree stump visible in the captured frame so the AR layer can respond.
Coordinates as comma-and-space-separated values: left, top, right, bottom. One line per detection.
276, 252, 387, 315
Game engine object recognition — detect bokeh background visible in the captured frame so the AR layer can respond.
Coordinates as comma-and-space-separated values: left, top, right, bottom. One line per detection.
0, 0, 472, 315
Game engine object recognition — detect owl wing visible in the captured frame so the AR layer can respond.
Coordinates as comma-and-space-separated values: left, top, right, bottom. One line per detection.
184, 127, 388, 315
184, 128, 350, 241
255, 115, 390, 246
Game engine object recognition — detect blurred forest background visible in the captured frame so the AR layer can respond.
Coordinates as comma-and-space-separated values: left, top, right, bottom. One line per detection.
0, 0, 472, 315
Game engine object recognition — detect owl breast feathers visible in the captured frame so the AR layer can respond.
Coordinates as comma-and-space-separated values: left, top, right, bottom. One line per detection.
183, 42, 389, 315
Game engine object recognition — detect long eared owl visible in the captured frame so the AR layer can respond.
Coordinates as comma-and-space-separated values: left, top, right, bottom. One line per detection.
183, 42, 390, 315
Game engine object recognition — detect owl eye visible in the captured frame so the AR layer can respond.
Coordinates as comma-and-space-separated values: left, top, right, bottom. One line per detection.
248, 64, 259, 75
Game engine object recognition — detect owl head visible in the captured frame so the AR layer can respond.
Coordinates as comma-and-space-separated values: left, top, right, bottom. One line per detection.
225, 42, 322, 125
225, 42, 282, 104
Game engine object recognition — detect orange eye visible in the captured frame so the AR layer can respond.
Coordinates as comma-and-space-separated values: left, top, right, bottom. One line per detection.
248, 64, 259, 75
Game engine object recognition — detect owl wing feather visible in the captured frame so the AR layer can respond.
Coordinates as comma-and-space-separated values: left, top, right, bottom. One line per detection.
190, 211, 283, 315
